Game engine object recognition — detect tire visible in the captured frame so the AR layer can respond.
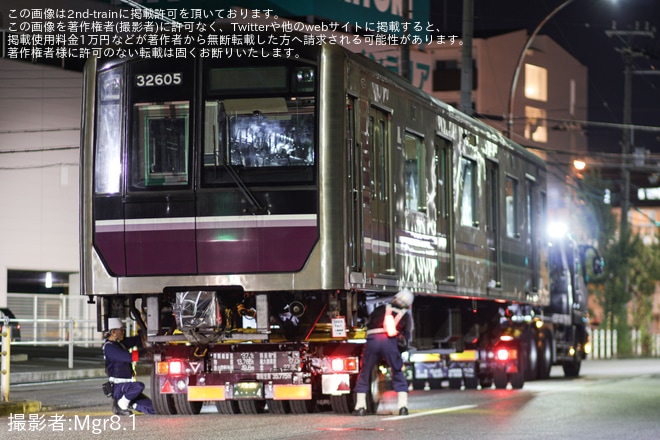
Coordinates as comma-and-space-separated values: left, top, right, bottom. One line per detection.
448, 377, 462, 390
428, 378, 443, 390
290, 398, 316, 414
330, 394, 354, 414
537, 331, 553, 380
464, 377, 479, 389
562, 353, 582, 377
494, 369, 508, 389
173, 393, 203, 415
510, 372, 525, 389
411, 379, 426, 391
510, 355, 526, 389
368, 364, 386, 412
267, 399, 290, 414
237, 400, 266, 414
215, 400, 240, 415
524, 329, 539, 381
150, 370, 177, 415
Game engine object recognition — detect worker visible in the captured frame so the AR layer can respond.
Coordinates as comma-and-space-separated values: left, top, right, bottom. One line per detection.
354, 289, 414, 416
103, 317, 155, 415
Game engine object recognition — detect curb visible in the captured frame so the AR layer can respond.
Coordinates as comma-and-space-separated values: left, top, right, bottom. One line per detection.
0, 400, 42, 416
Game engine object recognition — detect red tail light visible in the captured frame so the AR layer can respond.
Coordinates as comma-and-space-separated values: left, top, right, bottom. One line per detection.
169, 360, 184, 375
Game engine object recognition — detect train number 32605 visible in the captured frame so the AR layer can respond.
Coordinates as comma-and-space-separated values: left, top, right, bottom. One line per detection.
135, 73, 183, 87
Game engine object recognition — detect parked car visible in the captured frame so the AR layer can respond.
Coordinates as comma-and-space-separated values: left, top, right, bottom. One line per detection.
0, 308, 21, 341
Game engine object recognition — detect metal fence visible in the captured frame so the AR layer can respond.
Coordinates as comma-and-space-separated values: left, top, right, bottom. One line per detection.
7, 292, 103, 345
591, 328, 617, 359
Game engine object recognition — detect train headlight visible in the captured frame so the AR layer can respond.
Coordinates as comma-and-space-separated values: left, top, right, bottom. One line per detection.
296, 68, 314, 83
548, 222, 568, 239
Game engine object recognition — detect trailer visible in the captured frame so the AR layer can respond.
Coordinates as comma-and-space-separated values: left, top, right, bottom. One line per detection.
80, 28, 601, 415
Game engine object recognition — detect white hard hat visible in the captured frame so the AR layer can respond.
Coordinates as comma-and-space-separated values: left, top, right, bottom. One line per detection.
393, 289, 414, 308
107, 317, 123, 331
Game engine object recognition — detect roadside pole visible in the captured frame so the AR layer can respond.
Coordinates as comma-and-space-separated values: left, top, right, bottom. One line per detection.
1, 316, 10, 402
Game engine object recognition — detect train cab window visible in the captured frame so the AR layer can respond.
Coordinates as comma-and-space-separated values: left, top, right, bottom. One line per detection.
506, 176, 519, 238
129, 101, 190, 189
95, 68, 123, 194
202, 97, 315, 185
404, 132, 426, 212
460, 157, 477, 226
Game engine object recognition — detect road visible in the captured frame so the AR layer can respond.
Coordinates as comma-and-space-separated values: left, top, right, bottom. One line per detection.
3, 359, 660, 439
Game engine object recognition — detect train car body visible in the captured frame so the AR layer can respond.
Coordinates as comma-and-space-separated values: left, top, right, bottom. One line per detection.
80, 31, 599, 415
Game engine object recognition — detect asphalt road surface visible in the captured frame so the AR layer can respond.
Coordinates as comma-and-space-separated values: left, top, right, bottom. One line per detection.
4, 358, 660, 439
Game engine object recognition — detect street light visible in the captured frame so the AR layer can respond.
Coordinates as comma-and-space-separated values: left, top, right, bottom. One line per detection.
505, 0, 576, 138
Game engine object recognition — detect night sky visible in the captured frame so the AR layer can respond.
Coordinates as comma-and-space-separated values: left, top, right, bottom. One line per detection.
431, 0, 660, 155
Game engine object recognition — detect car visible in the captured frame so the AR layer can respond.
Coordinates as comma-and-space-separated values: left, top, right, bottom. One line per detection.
0, 308, 21, 342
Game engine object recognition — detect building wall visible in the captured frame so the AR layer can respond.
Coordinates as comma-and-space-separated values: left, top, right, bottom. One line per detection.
0, 59, 81, 306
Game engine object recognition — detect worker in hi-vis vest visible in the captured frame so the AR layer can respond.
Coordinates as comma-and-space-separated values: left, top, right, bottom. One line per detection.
354, 289, 414, 416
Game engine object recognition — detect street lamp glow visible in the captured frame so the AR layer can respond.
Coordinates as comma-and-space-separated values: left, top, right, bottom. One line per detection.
573, 159, 586, 171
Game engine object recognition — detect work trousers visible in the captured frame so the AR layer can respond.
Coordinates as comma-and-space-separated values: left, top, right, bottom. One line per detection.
354, 333, 408, 393
113, 381, 155, 414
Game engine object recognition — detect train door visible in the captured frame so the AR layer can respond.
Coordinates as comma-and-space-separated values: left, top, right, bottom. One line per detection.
435, 137, 454, 282
123, 60, 197, 276
366, 105, 394, 276
486, 160, 501, 287
347, 96, 363, 271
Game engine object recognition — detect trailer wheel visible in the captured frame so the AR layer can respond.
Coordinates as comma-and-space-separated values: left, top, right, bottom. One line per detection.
411, 379, 426, 391
464, 377, 479, 389
523, 329, 539, 381
480, 377, 493, 389
290, 398, 316, 414
537, 331, 552, 380
173, 393, 203, 415
238, 400, 266, 414
215, 400, 240, 415
562, 354, 582, 377
330, 394, 354, 414
510, 356, 526, 389
448, 378, 462, 390
267, 399, 290, 414
150, 370, 177, 415
428, 378, 443, 390
493, 369, 508, 389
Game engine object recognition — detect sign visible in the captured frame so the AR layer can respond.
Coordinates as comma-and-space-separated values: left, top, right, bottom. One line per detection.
331, 317, 347, 337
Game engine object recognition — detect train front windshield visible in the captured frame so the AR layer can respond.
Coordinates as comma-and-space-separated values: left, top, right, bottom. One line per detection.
202, 64, 316, 187
203, 96, 315, 184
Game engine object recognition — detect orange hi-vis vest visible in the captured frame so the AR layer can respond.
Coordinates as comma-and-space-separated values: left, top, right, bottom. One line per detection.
367, 304, 405, 337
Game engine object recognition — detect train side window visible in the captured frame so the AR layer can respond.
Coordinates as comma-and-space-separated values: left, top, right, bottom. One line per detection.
506, 176, 519, 238
460, 157, 477, 226
95, 68, 123, 194
129, 101, 190, 189
404, 132, 426, 212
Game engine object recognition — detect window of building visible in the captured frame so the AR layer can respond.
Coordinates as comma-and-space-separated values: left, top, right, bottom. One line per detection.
524, 64, 547, 102
524, 106, 547, 143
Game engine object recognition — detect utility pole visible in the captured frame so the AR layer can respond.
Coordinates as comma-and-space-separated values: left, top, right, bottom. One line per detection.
401, 0, 411, 82
459, 0, 474, 115
605, 22, 655, 330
